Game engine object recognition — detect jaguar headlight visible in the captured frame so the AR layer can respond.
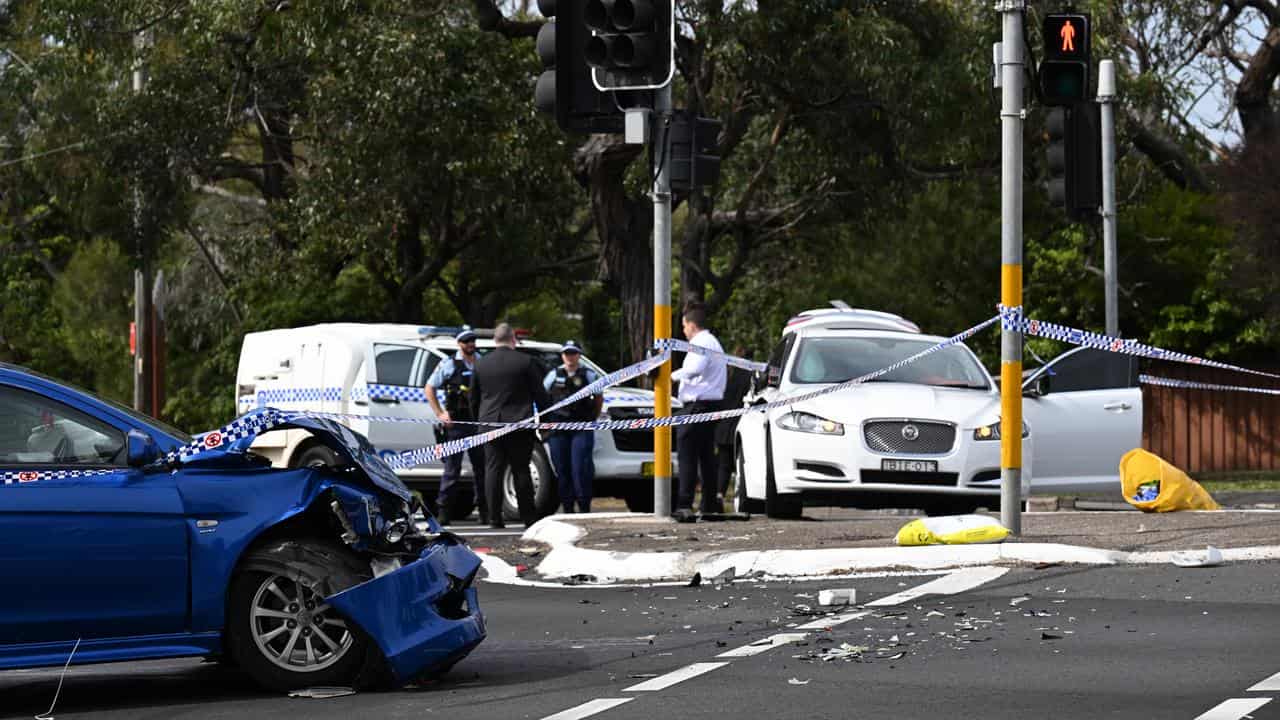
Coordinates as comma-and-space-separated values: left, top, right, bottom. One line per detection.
974, 420, 1029, 440
776, 411, 844, 435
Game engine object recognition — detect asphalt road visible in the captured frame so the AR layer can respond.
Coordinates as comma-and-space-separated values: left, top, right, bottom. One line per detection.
4, 563, 1280, 719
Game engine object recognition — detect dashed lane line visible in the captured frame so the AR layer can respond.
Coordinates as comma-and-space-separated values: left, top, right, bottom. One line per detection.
536, 566, 1009, 719
1193, 698, 1272, 720
1247, 670, 1280, 692
540, 698, 634, 720
623, 662, 730, 692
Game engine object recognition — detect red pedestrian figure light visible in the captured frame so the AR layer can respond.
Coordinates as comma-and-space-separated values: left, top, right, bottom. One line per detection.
1060, 21, 1076, 53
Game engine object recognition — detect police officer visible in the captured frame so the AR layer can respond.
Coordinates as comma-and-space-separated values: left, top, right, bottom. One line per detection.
425, 328, 487, 526
543, 340, 603, 513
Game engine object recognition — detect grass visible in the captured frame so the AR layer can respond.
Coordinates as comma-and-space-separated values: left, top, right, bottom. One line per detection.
1193, 470, 1280, 492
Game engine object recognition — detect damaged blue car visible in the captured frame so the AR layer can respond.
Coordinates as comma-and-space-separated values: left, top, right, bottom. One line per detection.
0, 363, 485, 692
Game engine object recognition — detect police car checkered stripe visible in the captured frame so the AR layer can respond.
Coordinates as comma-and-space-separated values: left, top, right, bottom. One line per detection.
657, 338, 768, 373
365, 384, 429, 402
999, 305, 1280, 380
249, 387, 344, 406
1139, 374, 1280, 396
3, 469, 115, 484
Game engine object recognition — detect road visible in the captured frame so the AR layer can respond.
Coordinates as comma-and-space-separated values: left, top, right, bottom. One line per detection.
4, 559, 1280, 719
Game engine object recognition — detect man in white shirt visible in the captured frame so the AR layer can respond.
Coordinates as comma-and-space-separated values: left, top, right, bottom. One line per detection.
671, 302, 727, 515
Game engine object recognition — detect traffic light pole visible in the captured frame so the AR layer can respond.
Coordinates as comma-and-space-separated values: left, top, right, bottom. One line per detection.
997, 0, 1024, 535
652, 84, 674, 519
1098, 59, 1119, 337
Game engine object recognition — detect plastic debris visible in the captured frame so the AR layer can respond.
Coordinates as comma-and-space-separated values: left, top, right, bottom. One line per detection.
818, 588, 857, 606
895, 514, 1010, 546
788, 677, 811, 685
1171, 546, 1224, 568
288, 687, 356, 699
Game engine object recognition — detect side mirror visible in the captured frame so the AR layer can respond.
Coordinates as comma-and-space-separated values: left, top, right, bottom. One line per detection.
1023, 375, 1049, 398
126, 429, 160, 467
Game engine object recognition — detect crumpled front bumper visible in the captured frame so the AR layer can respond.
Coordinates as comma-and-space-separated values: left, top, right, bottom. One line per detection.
325, 535, 485, 684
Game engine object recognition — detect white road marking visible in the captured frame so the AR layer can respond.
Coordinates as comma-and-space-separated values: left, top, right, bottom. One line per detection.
866, 566, 1009, 606
1194, 697, 1273, 720
1247, 670, 1280, 692
540, 698, 634, 720
796, 609, 874, 630
623, 662, 729, 692
716, 633, 810, 658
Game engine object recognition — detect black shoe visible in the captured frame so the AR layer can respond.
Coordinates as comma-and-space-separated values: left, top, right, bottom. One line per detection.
489, 522, 506, 529
673, 508, 697, 523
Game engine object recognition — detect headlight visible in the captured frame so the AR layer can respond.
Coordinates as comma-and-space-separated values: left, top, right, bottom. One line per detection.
776, 411, 844, 435
973, 420, 1029, 440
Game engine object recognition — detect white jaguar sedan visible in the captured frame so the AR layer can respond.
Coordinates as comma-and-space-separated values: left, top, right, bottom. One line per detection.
733, 306, 1031, 517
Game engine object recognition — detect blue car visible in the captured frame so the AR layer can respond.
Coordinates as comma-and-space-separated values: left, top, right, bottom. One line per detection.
0, 363, 485, 692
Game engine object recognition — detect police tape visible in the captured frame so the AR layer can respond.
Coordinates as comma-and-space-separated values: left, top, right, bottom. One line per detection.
656, 338, 768, 373
157, 315, 1001, 469
999, 305, 1280, 380
1139, 374, 1280, 395
383, 314, 1001, 467
2, 468, 115, 485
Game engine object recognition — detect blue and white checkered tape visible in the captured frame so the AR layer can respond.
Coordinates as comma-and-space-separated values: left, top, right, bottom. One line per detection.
165, 408, 293, 463
999, 305, 1280, 380
657, 338, 768, 373
253, 387, 343, 405
3, 468, 115, 485
1139, 374, 1280, 395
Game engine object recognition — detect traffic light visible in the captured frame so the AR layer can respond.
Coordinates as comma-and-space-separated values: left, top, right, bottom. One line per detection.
1044, 103, 1101, 220
583, 0, 673, 91
534, 0, 623, 133
669, 112, 721, 192
1041, 13, 1090, 106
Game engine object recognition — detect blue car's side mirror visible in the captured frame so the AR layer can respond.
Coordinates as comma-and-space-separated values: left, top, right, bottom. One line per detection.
126, 429, 160, 467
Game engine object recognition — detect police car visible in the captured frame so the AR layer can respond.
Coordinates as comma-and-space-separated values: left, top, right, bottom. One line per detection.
236, 324, 679, 520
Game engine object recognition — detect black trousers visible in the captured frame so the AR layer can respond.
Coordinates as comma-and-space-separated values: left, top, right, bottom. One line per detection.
483, 429, 538, 527
677, 400, 722, 513
437, 424, 487, 520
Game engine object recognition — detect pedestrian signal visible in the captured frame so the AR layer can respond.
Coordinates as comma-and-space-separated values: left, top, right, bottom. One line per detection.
1041, 13, 1090, 106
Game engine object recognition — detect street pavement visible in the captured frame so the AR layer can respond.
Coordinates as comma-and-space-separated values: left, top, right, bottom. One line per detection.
5, 562, 1280, 719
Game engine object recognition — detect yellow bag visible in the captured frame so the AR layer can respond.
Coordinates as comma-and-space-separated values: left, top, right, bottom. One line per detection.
1119, 448, 1220, 512
895, 514, 1010, 546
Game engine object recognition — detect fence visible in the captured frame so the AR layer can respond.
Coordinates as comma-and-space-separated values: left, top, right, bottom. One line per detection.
1143, 361, 1280, 474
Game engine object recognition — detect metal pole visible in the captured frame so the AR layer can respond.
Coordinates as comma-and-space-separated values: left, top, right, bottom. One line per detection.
998, 0, 1025, 534
1098, 59, 1119, 338
131, 35, 150, 413
652, 85, 673, 519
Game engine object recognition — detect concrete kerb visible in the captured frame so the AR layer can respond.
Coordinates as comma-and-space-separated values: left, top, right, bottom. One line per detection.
518, 515, 1280, 584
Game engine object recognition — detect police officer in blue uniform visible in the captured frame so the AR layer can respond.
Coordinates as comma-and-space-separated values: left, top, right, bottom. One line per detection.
543, 340, 602, 513
425, 328, 487, 525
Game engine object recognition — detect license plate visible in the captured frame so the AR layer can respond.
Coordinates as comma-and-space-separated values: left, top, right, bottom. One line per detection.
642, 461, 655, 477
881, 459, 938, 473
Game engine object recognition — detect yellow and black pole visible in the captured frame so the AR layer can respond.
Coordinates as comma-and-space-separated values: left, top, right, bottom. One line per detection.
652, 84, 673, 519
998, 0, 1025, 534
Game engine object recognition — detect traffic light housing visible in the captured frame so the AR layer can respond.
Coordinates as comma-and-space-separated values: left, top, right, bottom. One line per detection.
669, 112, 721, 192
534, 0, 623, 133
583, 0, 673, 91
1041, 13, 1090, 106
1044, 103, 1101, 220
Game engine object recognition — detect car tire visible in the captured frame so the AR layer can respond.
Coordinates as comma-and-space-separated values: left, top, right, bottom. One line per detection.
502, 443, 559, 521
226, 539, 387, 693
295, 444, 340, 469
733, 443, 764, 514
763, 426, 802, 520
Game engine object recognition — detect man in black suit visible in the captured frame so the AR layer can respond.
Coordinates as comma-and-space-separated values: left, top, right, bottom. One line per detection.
470, 323, 554, 528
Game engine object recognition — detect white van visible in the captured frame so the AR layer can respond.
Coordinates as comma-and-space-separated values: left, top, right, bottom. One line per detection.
235, 323, 679, 519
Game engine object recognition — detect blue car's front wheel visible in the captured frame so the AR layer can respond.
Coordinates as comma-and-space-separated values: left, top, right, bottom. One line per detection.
227, 539, 387, 692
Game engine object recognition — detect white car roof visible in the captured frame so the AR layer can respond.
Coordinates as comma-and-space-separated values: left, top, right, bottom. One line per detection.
783, 307, 920, 336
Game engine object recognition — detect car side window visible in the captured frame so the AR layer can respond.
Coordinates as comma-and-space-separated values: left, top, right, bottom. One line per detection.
765, 335, 797, 387
0, 386, 126, 466
373, 345, 424, 387
1041, 348, 1136, 393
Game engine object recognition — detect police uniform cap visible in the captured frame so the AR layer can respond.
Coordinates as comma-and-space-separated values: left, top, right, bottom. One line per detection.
456, 329, 478, 342
561, 340, 583, 354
